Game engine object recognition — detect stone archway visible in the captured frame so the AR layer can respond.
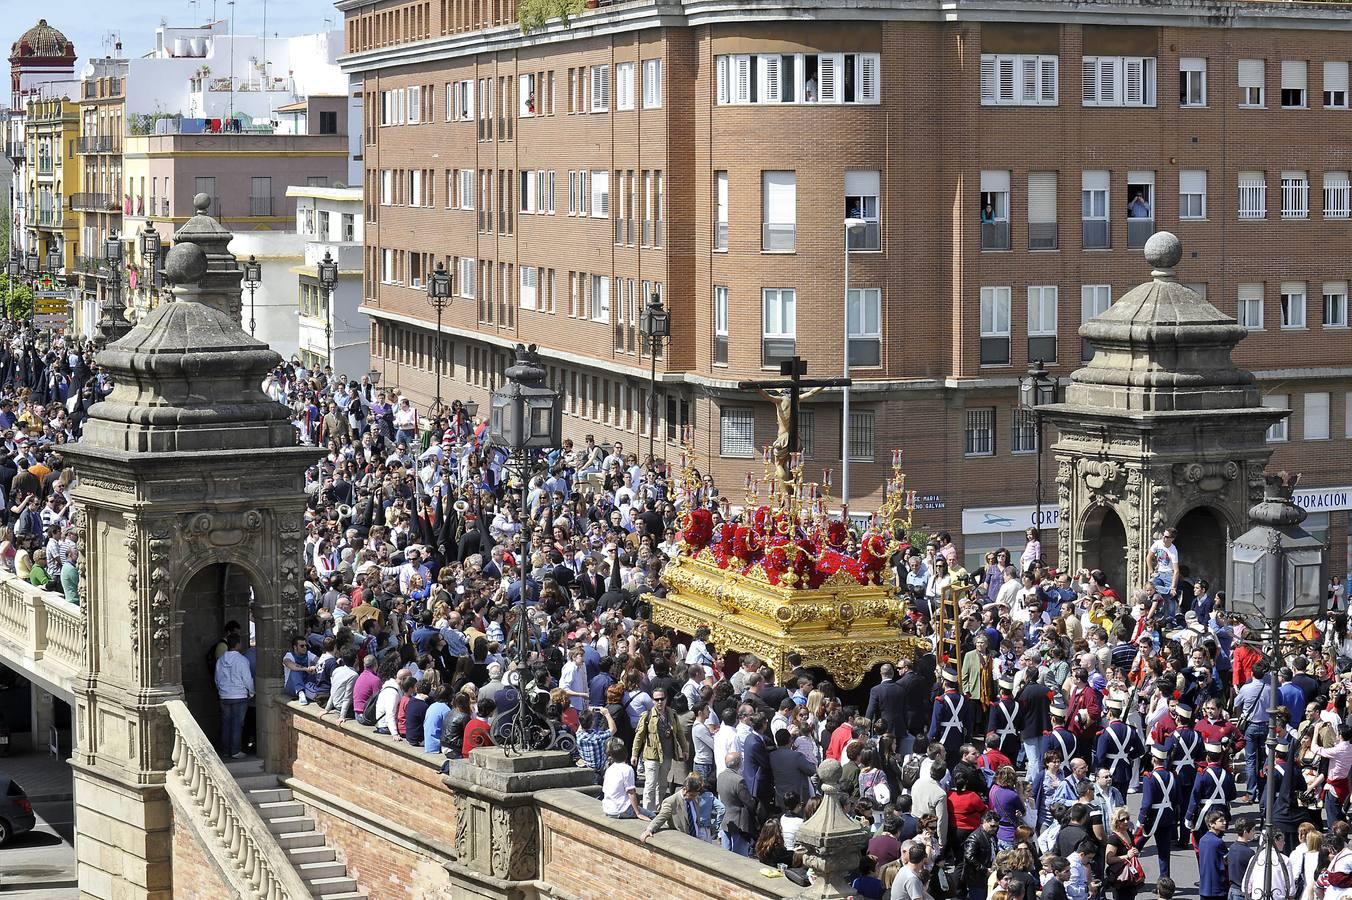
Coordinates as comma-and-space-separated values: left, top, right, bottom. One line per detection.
181, 562, 257, 748
1173, 506, 1228, 589
1082, 505, 1129, 598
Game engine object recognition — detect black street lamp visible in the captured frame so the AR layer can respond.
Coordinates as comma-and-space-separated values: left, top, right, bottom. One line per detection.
140, 225, 161, 308
639, 292, 670, 464
6, 253, 20, 278
45, 246, 61, 277
1227, 471, 1327, 900
1018, 358, 1059, 532
24, 249, 37, 278
426, 260, 453, 414
94, 231, 130, 346
488, 344, 563, 754
317, 249, 338, 371
242, 254, 263, 337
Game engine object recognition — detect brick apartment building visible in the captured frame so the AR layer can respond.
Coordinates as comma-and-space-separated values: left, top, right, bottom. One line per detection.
339, 0, 1352, 575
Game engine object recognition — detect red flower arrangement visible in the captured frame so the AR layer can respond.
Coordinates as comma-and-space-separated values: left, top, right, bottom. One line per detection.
682, 507, 715, 550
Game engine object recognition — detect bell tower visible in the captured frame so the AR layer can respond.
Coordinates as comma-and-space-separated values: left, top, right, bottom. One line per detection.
62, 195, 317, 898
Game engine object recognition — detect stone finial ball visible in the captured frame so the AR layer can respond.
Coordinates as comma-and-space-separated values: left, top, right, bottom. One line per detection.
1144, 231, 1182, 270
816, 757, 843, 787
163, 242, 208, 285
193, 192, 211, 213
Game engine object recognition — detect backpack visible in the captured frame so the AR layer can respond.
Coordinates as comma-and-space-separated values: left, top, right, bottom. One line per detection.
357, 684, 391, 727
900, 753, 925, 791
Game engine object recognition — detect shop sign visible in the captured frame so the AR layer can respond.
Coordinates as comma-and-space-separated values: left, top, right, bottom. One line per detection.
961, 503, 1060, 535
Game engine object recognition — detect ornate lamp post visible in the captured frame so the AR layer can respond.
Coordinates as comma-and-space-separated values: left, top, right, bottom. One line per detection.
488, 344, 562, 754
316, 249, 338, 371
95, 231, 131, 346
45, 246, 61, 279
6, 253, 20, 324
242, 254, 262, 337
139, 225, 161, 310
426, 260, 453, 414
638, 292, 670, 464
1227, 471, 1326, 900
1018, 358, 1059, 531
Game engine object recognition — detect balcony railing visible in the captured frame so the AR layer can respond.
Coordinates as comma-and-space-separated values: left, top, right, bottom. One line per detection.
249, 196, 274, 216
71, 192, 114, 212
980, 221, 1010, 251
34, 209, 62, 228
75, 255, 105, 275
847, 222, 881, 251
4, 143, 24, 162
1082, 219, 1110, 249
1028, 221, 1058, 251
715, 222, 728, 251
762, 222, 795, 251
1126, 217, 1154, 249
77, 136, 116, 154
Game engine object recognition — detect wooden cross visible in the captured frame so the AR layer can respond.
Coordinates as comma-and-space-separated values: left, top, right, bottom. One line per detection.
738, 356, 851, 459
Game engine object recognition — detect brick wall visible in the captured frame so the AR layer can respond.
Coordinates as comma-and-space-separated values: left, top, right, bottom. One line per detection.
536, 789, 800, 900
169, 801, 233, 900
278, 702, 458, 899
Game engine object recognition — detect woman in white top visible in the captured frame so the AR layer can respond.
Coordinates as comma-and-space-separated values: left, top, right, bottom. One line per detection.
1287, 827, 1322, 900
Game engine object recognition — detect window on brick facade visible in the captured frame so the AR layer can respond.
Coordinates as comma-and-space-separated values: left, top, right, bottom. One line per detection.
965, 408, 996, 457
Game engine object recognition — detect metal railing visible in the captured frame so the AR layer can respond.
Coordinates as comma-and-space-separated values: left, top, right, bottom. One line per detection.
1126, 218, 1154, 249
71, 192, 113, 212
1082, 219, 1111, 249
1028, 222, 1058, 251
847, 222, 881, 251
980, 221, 1010, 251
77, 136, 116, 154
762, 222, 795, 251
165, 700, 315, 900
4, 143, 24, 162
714, 222, 728, 250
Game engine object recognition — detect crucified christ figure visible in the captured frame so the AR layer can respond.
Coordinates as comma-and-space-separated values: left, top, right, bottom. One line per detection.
757, 386, 824, 490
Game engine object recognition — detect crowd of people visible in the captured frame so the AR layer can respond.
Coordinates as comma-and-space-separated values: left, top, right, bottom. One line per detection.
189, 355, 1352, 900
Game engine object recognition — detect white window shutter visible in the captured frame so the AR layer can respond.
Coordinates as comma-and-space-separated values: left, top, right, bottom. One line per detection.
981, 56, 997, 103
819, 54, 842, 103
734, 56, 752, 104
1124, 58, 1144, 105
761, 55, 781, 103
1039, 57, 1058, 103
1022, 57, 1038, 103
1082, 58, 1097, 104
998, 57, 1016, 102
716, 56, 729, 105
859, 54, 879, 103
1099, 58, 1118, 104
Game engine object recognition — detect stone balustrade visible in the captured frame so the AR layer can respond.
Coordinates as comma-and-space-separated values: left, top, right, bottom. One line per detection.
0, 570, 85, 700
165, 700, 314, 900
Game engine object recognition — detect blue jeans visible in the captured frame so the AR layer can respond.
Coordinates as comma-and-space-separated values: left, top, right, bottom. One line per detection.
1022, 737, 1042, 781
1244, 723, 1268, 797
1326, 788, 1346, 831
695, 761, 716, 789
395, 428, 416, 446
721, 828, 752, 856
220, 698, 248, 756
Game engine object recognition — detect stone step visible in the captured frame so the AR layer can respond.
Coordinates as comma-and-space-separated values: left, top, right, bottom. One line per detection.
256, 799, 306, 819
245, 786, 293, 805
265, 815, 315, 835
308, 876, 358, 897
275, 831, 327, 850
234, 773, 282, 791
313, 893, 366, 900
298, 859, 348, 881
288, 846, 336, 865
223, 757, 266, 779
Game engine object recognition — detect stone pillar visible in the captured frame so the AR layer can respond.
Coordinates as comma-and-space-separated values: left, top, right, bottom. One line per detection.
441, 749, 596, 899
29, 684, 53, 751
795, 759, 871, 898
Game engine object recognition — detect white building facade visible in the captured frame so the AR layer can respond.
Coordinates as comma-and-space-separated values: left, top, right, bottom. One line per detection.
287, 185, 366, 377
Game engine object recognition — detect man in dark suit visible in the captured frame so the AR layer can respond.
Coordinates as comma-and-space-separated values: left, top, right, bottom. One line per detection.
717, 752, 756, 856
741, 713, 773, 819
896, 657, 929, 755
865, 662, 908, 740
768, 727, 816, 807
1018, 666, 1053, 776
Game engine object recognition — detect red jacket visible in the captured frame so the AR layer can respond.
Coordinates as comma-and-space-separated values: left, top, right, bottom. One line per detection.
1066, 684, 1102, 740
827, 722, 854, 761
1233, 644, 1263, 688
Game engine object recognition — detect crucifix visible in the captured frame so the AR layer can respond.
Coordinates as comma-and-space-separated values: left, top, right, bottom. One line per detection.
738, 356, 851, 490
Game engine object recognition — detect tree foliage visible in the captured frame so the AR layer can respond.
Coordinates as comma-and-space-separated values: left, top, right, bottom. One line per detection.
519, 0, 586, 33
0, 275, 34, 321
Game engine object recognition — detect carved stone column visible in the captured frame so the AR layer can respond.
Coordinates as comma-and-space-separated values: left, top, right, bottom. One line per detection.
441, 749, 595, 898
795, 759, 871, 898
